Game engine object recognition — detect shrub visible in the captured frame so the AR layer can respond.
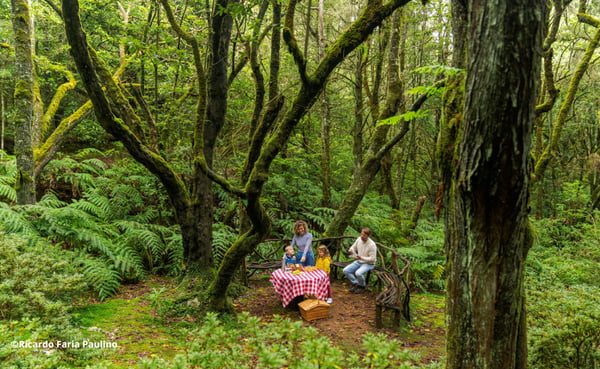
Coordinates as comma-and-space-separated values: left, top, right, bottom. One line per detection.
527, 215, 600, 369
138, 312, 443, 369
0, 233, 86, 322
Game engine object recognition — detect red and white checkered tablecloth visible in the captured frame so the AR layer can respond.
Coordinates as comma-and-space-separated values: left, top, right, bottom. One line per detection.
270, 268, 330, 307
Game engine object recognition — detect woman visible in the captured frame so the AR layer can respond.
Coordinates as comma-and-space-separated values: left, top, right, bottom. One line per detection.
291, 220, 315, 266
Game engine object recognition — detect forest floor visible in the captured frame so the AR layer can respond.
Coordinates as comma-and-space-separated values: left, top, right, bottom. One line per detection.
74, 273, 446, 366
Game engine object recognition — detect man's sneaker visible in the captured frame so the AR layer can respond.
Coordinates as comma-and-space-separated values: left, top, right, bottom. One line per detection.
349, 284, 360, 293
326, 298, 333, 304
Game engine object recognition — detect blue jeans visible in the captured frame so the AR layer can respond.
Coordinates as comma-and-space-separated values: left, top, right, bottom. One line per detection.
297, 250, 315, 266
343, 260, 375, 287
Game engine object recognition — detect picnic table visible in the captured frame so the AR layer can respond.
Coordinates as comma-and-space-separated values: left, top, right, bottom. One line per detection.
269, 268, 330, 307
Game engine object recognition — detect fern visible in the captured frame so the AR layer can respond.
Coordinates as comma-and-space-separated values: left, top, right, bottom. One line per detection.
0, 154, 17, 203
165, 232, 184, 275
37, 192, 68, 208
112, 240, 145, 278
213, 223, 237, 266
0, 150, 181, 299
302, 207, 335, 231
0, 184, 16, 203
112, 219, 182, 274
77, 255, 121, 301
0, 204, 34, 234
70, 198, 107, 219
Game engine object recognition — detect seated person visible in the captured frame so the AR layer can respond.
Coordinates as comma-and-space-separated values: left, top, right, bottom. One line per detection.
282, 245, 297, 269
343, 227, 377, 293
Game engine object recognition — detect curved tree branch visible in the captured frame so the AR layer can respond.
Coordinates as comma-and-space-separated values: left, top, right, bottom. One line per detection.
159, 0, 246, 198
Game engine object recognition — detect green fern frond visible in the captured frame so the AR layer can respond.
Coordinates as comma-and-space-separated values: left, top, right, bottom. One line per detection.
0, 184, 16, 202
71, 198, 106, 219
71, 148, 107, 160
137, 229, 166, 259
76, 229, 117, 260
37, 192, 68, 208
165, 233, 183, 274
112, 241, 145, 277
83, 191, 113, 217
213, 224, 237, 266
77, 256, 121, 300
81, 158, 108, 173
0, 203, 38, 235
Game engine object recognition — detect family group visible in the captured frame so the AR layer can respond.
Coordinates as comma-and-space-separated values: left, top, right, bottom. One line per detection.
282, 220, 378, 303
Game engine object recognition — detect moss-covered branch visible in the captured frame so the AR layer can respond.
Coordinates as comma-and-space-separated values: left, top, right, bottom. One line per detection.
159, 0, 245, 199
534, 26, 600, 180
282, 0, 309, 85
34, 101, 92, 177
577, 13, 600, 28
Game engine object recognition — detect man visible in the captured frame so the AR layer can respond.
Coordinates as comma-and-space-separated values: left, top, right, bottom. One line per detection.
343, 227, 377, 293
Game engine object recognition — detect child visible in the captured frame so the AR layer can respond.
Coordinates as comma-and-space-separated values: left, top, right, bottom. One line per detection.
315, 245, 333, 304
282, 245, 297, 269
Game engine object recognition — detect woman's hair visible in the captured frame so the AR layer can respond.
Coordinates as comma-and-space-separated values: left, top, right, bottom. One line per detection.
317, 245, 330, 258
293, 220, 309, 235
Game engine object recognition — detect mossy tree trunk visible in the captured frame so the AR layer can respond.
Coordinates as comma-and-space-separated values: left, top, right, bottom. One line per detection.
533, 22, 600, 181
444, 1, 545, 368
62, 0, 215, 270
532, 9, 600, 215
11, 0, 112, 203
12, 0, 36, 205
435, 0, 466, 218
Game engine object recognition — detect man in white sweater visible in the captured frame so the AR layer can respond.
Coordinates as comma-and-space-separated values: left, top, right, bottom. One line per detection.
343, 227, 377, 293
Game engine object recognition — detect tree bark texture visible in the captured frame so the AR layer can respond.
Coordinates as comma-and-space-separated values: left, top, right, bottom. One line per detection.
12, 0, 36, 205
445, 1, 546, 368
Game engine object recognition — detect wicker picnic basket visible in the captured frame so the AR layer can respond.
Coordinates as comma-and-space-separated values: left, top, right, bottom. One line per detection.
298, 299, 330, 321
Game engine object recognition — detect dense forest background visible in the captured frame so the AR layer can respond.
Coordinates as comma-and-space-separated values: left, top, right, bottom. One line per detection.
0, 0, 598, 368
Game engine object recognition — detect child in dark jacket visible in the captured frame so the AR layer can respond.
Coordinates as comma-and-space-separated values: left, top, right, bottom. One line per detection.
282, 245, 297, 269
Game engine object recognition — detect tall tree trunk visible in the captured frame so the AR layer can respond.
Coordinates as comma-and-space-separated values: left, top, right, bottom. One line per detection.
444, 1, 545, 368
435, 0, 467, 220
318, 0, 332, 208
12, 0, 36, 205
188, 0, 236, 269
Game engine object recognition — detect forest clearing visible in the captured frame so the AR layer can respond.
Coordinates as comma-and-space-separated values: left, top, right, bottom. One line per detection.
1, 0, 599, 367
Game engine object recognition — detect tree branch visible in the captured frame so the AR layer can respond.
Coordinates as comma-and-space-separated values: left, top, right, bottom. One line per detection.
578, 13, 600, 28
159, 0, 246, 198
282, 0, 310, 86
